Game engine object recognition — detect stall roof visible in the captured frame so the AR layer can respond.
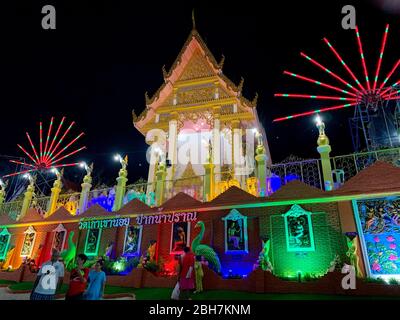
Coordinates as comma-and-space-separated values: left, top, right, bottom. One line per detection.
117, 199, 156, 215
331, 161, 400, 197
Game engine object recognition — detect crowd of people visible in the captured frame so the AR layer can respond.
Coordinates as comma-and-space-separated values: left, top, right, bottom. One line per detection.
30, 249, 107, 300
29, 246, 206, 301
171, 246, 207, 300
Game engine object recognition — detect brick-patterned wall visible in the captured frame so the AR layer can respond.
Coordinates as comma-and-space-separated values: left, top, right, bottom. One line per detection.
260, 203, 346, 277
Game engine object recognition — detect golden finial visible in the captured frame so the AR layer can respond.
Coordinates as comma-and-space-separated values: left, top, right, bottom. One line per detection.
145, 91, 150, 106
162, 65, 168, 80
218, 54, 225, 69
132, 109, 138, 122
192, 9, 196, 30
238, 77, 245, 93
251, 92, 258, 107
316, 115, 330, 146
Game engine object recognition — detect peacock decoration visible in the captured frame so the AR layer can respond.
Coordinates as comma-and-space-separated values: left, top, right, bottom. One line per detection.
60, 231, 76, 271
191, 221, 221, 273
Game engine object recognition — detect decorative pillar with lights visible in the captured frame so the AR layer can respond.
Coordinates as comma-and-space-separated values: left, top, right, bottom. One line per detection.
113, 155, 128, 211
254, 131, 267, 196
45, 168, 64, 217
316, 116, 333, 191
78, 162, 93, 214
19, 174, 36, 220
155, 160, 167, 206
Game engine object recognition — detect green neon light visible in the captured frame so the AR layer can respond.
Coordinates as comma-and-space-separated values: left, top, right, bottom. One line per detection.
84, 228, 102, 257
0, 228, 11, 261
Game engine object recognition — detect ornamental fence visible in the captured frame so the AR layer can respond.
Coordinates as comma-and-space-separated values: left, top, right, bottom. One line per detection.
1, 148, 400, 217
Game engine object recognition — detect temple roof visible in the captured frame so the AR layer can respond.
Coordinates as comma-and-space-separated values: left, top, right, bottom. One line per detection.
133, 27, 258, 133
117, 199, 156, 215
331, 161, 400, 196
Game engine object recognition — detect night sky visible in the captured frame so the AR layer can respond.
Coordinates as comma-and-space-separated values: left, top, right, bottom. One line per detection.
0, 0, 399, 189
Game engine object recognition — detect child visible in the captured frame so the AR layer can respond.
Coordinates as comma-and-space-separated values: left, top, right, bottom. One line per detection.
194, 255, 204, 294
84, 260, 106, 300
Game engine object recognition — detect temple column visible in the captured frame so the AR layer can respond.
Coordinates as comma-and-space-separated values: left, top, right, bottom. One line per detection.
255, 134, 267, 196
155, 161, 167, 206
231, 120, 241, 184
45, 169, 63, 218
166, 112, 178, 186
78, 163, 93, 215
212, 107, 221, 188
113, 156, 128, 211
146, 143, 158, 198
19, 176, 35, 220
316, 117, 333, 191
203, 140, 215, 201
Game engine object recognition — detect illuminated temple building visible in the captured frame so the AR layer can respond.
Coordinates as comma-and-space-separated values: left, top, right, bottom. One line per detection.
0, 21, 400, 295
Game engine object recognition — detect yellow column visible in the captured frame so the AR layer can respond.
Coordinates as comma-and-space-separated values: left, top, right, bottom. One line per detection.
113, 156, 128, 211
316, 117, 333, 191
46, 169, 63, 218
19, 175, 36, 220
255, 135, 267, 196
78, 163, 93, 214
155, 161, 167, 206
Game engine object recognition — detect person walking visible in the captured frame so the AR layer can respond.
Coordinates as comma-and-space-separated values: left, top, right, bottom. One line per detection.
84, 260, 106, 300
179, 246, 195, 300
65, 253, 89, 300
30, 249, 64, 300
194, 255, 204, 294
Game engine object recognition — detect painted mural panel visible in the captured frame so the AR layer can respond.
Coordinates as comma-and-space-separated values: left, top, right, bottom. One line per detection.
355, 198, 400, 276
123, 225, 142, 256
284, 204, 315, 252
170, 222, 190, 254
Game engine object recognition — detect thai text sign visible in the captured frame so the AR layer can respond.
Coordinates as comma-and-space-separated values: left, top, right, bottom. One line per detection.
79, 217, 130, 230
136, 212, 197, 225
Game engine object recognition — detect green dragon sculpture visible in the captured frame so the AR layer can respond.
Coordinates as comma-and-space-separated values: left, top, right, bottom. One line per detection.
60, 231, 76, 271
191, 221, 221, 273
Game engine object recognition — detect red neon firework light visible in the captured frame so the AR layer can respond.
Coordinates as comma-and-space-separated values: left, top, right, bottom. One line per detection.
274, 24, 400, 122
3, 117, 86, 178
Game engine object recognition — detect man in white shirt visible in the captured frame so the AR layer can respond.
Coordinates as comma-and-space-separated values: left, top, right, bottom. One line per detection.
30, 249, 65, 300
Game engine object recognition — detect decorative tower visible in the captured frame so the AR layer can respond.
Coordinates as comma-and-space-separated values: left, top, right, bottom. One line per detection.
113, 155, 128, 211
155, 158, 167, 206
132, 16, 271, 203
78, 162, 93, 214
316, 116, 333, 191
19, 174, 36, 220
46, 168, 64, 217
255, 132, 268, 196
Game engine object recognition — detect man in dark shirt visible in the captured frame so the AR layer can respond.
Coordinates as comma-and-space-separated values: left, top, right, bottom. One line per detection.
65, 253, 89, 300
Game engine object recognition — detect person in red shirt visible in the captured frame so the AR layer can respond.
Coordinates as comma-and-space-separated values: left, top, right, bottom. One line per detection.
179, 247, 195, 300
66, 253, 89, 300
